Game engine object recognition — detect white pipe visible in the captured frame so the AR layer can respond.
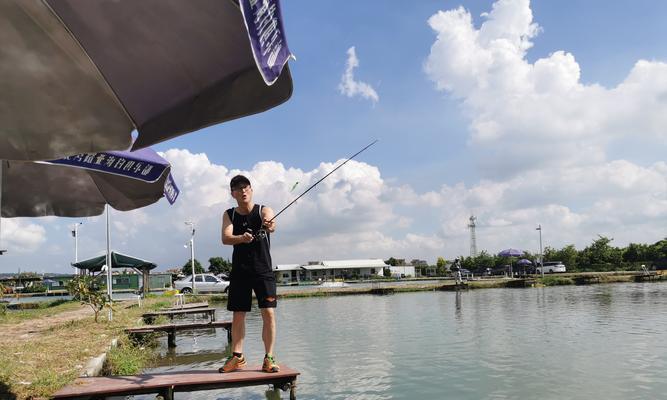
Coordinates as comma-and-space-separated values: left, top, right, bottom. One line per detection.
106, 205, 113, 321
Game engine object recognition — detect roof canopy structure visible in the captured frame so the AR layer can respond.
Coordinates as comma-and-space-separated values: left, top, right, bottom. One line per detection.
73, 251, 157, 273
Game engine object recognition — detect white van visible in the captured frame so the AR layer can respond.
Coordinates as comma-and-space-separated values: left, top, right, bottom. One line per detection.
537, 261, 566, 274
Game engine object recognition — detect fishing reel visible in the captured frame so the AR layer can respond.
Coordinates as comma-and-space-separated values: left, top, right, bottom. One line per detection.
246, 228, 268, 241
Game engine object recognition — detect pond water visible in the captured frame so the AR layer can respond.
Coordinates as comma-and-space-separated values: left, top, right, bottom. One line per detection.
136, 282, 667, 399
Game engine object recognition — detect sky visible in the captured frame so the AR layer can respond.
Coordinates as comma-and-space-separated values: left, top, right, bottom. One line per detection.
1, 0, 666, 274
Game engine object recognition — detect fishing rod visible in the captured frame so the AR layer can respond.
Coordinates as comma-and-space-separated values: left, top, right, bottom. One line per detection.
252, 139, 378, 239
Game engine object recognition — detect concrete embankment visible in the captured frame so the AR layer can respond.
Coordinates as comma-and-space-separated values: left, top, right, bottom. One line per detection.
273, 271, 666, 299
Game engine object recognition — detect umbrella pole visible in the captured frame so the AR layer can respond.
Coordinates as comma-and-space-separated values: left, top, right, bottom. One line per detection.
0, 161, 4, 255
106, 205, 113, 321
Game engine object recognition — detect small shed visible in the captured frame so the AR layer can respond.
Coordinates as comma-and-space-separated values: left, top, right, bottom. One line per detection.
73, 251, 158, 295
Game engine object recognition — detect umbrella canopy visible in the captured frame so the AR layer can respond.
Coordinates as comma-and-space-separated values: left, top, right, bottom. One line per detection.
1, 146, 178, 218
0, 0, 293, 161
498, 248, 525, 257
73, 251, 157, 273
517, 259, 533, 265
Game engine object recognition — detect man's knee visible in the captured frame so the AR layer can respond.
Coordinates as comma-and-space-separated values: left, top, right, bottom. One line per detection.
259, 295, 277, 309
260, 305, 276, 318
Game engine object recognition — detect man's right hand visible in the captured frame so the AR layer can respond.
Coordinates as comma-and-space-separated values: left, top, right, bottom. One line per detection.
241, 232, 254, 243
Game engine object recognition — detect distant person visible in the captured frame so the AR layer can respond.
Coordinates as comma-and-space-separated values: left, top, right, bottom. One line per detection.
220, 175, 279, 374
452, 258, 463, 284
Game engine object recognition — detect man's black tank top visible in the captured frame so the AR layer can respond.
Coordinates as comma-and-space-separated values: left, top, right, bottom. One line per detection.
226, 204, 272, 276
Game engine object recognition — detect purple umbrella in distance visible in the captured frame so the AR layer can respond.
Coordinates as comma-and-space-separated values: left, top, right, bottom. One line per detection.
498, 248, 525, 257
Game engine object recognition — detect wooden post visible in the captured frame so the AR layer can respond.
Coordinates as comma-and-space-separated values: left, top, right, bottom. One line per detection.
168, 329, 176, 348
226, 326, 232, 342
142, 269, 149, 296
160, 386, 174, 400
211, 309, 216, 321
290, 380, 297, 400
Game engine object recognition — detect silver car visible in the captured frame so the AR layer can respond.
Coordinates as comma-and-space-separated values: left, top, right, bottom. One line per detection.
174, 274, 229, 294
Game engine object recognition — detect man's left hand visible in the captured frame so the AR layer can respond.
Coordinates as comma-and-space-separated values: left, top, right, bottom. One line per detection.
263, 218, 276, 233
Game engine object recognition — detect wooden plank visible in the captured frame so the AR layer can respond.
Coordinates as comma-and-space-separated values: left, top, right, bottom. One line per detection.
162, 302, 209, 311
52, 367, 300, 399
143, 307, 217, 318
125, 321, 231, 334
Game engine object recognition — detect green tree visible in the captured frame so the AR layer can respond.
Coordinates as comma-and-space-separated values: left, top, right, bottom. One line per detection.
545, 244, 579, 271
647, 238, 667, 261
623, 243, 646, 263
208, 257, 232, 275
182, 259, 204, 276
384, 257, 400, 266
472, 251, 496, 273
436, 257, 447, 268
579, 235, 623, 271
67, 275, 112, 323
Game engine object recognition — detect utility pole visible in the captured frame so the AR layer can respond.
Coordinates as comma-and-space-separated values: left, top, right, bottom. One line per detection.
468, 215, 478, 257
536, 224, 543, 277
185, 221, 196, 294
72, 222, 82, 275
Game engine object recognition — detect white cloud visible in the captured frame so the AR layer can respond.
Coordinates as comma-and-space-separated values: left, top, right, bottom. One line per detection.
1, 149, 664, 273
338, 46, 379, 103
0, 218, 46, 252
424, 0, 667, 179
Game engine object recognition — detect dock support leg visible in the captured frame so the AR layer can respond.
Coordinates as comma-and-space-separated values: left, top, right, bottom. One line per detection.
226, 327, 231, 342
290, 381, 297, 400
157, 386, 174, 400
211, 310, 216, 321
168, 329, 176, 348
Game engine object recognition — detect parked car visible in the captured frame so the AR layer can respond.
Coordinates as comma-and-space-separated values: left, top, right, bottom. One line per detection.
174, 274, 229, 294
536, 261, 566, 274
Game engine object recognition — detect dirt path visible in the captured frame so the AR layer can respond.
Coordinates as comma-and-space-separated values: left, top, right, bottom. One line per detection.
0, 305, 94, 342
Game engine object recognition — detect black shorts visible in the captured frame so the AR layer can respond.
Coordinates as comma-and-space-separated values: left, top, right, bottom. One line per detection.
227, 272, 277, 312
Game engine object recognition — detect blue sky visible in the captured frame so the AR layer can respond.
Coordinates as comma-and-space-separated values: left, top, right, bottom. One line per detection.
2, 0, 666, 274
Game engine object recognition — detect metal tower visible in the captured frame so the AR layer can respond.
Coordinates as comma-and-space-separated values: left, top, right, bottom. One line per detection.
468, 215, 478, 257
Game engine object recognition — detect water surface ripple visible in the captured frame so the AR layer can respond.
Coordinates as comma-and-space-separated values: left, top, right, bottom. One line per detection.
136, 282, 667, 399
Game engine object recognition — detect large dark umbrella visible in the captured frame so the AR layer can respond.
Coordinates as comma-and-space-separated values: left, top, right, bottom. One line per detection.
0, 0, 294, 161
74, 251, 157, 296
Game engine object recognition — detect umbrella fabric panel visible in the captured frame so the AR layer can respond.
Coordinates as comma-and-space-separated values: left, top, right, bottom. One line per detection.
1, 159, 170, 218
1, 161, 107, 217
88, 167, 169, 212
48, 0, 294, 151
0, 0, 133, 161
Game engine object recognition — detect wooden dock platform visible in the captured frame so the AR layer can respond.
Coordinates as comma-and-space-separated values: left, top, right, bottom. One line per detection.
142, 307, 216, 323
439, 282, 468, 291
52, 367, 300, 400
126, 320, 232, 347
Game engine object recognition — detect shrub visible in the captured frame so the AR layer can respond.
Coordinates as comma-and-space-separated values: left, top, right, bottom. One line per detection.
67, 276, 112, 322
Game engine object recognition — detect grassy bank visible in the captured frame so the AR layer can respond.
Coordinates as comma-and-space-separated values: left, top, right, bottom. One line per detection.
0, 296, 172, 399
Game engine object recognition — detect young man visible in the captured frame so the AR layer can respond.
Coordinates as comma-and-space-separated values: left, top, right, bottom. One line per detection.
219, 175, 280, 373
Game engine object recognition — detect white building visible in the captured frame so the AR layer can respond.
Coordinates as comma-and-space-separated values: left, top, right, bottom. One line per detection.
388, 266, 415, 278
274, 259, 388, 284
